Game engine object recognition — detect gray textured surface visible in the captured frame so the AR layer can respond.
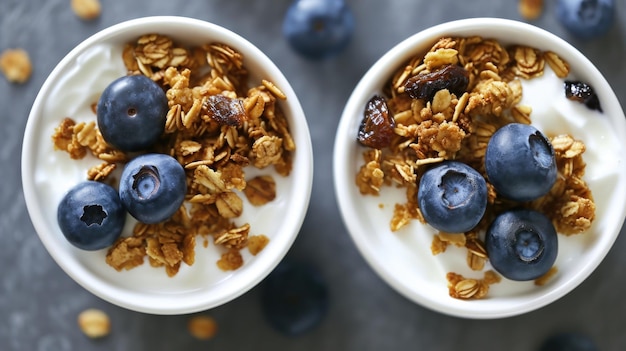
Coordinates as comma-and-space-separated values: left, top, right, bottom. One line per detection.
1, 1, 625, 350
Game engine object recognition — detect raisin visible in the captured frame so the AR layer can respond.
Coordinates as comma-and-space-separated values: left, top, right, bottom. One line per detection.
202, 94, 246, 126
564, 80, 602, 112
357, 95, 395, 149
404, 64, 469, 101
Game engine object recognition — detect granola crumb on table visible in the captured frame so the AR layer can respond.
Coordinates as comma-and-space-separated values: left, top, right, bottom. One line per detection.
77, 308, 111, 338
188, 315, 218, 340
71, 0, 102, 21
355, 36, 596, 300
518, 0, 543, 20
0, 48, 32, 83
52, 34, 295, 276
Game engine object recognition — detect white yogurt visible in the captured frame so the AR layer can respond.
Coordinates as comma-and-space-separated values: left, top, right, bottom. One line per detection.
334, 19, 626, 318
358, 65, 622, 298
34, 43, 293, 290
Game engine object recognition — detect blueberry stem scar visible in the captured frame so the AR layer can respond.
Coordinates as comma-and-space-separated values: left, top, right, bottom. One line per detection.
80, 205, 107, 226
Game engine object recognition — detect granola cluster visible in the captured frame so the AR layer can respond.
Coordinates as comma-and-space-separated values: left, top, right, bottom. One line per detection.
355, 36, 595, 299
52, 34, 290, 276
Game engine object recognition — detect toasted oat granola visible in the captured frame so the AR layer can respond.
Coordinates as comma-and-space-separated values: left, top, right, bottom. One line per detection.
355, 36, 594, 299
53, 34, 292, 276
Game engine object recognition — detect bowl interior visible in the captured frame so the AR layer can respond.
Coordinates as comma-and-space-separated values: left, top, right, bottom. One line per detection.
22, 16, 313, 314
334, 18, 626, 318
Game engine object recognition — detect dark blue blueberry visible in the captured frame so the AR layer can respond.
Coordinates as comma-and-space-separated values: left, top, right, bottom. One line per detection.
119, 153, 187, 224
556, 0, 615, 39
539, 332, 599, 351
260, 260, 329, 336
485, 209, 558, 281
96, 75, 168, 152
485, 123, 557, 202
418, 161, 488, 233
282, 0, 354, 60
57, 181, 126, 250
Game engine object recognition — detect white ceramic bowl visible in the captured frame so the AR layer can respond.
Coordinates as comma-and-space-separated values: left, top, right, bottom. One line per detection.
22, 16, 313, 315
334, 18, 626, 319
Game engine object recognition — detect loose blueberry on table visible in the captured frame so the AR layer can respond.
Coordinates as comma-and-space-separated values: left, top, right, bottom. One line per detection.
96, 74, 168, 152
282, 0, 355, 60
485, 123, 557, 202
260, 260, 329, 336
119, 153, 187, 224
57, 181, 126, 250
485, 208, 558, 281
556, 0, 615, 39
538, 331, 599, 351
418, 161, 488, 234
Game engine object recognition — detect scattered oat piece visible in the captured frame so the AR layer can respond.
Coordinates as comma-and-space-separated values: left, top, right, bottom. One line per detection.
188, 315, 218, 340
519, 0, 543, 20
446, 270, 500, 300
0, 48, 32, 83
77, 308, 110, 338
243, 176, 276, 206
248, 234, 270, 255
535, 266, 558, 286
217, 250, 244, 271
71, 0, 102, 20
430, 234, 448, 255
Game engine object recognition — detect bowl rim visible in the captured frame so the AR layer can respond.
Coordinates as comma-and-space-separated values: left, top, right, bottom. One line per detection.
21, 16, 313, 314
333, 17, 626, 319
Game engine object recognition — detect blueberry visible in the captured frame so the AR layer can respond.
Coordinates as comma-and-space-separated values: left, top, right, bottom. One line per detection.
418, 161, 488, 233
96, 75, 168, 152
260, 260, 329, 336
485, 123, 557, 202
485, 209, 558, 281
57, 181, 126, 250
119, 153, 187, 224
556, 0, 615, 39
282, 0, 355, 60
539, 332, 599, 351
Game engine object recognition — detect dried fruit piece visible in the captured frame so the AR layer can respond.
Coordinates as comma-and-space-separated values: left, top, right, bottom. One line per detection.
564, 80, 602, 112
203, 94, 246, 127
357, 95, 395, 149
0, 48, 32, 83
404, 64, 469, 101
